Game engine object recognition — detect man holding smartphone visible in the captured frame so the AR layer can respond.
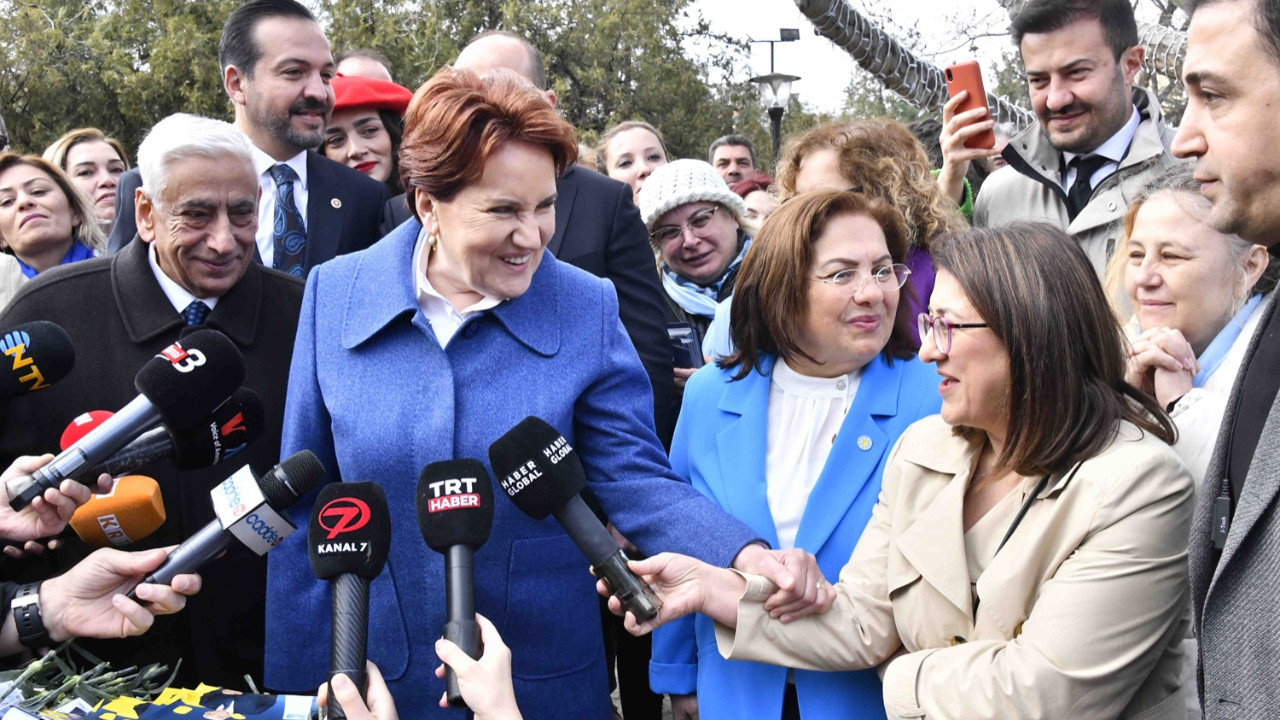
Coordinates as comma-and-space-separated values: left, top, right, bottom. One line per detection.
949, 0, 1177, 279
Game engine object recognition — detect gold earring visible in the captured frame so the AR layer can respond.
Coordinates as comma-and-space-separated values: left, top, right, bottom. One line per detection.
427, 232, 438, 251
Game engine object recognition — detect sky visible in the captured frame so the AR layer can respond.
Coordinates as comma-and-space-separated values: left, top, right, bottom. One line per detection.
689, 0, 1021, 113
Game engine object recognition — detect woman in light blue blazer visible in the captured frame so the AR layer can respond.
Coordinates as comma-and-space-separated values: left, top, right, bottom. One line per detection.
651, 190, 942, 720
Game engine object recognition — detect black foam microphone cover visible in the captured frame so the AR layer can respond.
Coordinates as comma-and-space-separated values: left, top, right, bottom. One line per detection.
416, 459, 495, 553
487, 417, 586, 520
171, 387, 265, 470
308, 482, 392, 580
134, 329, 245, 432
0, 320, 75, 396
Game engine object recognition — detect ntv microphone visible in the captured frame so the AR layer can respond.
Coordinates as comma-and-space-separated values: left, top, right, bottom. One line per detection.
0, 320, 75, 396
6, 329, 245, 510
489, 417, 661, 622
308, 482, 391, 720
417, 459, 494, 709
129, 450, 325, 596
69, 475, 166, 547
78, 388, 264, 480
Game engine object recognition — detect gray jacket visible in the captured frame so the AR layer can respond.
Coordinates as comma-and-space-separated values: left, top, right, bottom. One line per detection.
973, 87, 1177, 277
1190, 293, 1280, 718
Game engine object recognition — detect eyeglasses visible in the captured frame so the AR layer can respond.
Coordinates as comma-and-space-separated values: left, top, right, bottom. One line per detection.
917, 313, 989, 354
650, 206, 718, 245
813, 264, 911, 294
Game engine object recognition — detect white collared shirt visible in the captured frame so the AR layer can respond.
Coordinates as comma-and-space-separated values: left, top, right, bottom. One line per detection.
1062, 104, 1141, 191
413, 229, 501, 348
765, 358, 862, 550
148, 242, 220, 315
251, 146, 309, 268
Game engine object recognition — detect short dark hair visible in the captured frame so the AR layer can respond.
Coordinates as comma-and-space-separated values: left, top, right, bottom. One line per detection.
1189, 0, 1280, 67
219, 0, 317, 77
722, 190, 916, 380
708, 134, 756, 165
933, 223, 1175, 476
1011, 0, 1138, 61
463, 31, 547, 90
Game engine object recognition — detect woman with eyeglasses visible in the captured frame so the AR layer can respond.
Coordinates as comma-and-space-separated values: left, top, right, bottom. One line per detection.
638, 159, 753, 402
614, 222, 1194, 719
649, 190, 941, 720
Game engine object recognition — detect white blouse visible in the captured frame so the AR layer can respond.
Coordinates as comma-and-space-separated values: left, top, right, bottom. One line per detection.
765, 358, 862, 550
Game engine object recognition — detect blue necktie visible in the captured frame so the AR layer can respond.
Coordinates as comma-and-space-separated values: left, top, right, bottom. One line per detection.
269, 164, 307, 278
182, 300, 210, 326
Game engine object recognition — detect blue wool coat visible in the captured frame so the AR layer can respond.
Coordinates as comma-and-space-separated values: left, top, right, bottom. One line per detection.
263, 221, 759, 718
651, 354, 942, 719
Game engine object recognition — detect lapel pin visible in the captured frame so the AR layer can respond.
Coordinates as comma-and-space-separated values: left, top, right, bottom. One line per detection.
330, 197, 342, 209
857, 435, 873, 451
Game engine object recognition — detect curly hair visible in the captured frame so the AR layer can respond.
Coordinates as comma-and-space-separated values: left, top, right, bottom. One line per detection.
776, 119, 967, 251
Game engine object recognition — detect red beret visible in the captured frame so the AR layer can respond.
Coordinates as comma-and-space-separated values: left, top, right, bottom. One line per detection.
332, 74, 414, 116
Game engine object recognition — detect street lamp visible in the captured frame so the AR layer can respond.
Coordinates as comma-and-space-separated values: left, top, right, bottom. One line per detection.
751, 72, 801, 169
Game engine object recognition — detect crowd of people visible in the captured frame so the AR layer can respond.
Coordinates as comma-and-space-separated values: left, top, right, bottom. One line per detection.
1, 0, 1279, 718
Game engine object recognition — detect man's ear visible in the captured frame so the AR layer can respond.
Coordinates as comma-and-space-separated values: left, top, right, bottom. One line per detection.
1120, 44, 1144, 86
224, 64, 249, 106
136, 188, 158, 244
543, 88, 557, 109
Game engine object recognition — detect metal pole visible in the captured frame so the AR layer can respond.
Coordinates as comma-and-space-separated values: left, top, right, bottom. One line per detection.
768, 105, 784, 169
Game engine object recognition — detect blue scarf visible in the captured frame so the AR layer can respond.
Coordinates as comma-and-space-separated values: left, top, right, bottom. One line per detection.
15, 242, 95, 279
662, 234, 752, 319
1193, 293, 1263, 387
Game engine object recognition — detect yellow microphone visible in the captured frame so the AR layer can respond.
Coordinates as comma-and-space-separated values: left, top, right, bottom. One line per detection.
69, 475, 166, 547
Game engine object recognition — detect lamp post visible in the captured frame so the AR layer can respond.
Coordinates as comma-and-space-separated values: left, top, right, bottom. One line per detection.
750, 72, 801, 169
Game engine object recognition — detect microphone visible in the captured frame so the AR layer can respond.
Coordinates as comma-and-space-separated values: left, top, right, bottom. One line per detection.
6, 329, 245, 510
129, 450, 325, 594
78, 388, 265, 480
69, 475, 166, 547
0, 321, 75, 396
308, 482, 391, 720
489, 417, 661, 622
60, 410, 115, 450
416, 459, 495, 708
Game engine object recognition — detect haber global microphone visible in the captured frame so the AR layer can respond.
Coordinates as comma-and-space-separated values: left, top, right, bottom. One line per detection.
69, 475, 165, 547
6, 329, 246, 510
417, 459, 494, 708
0, 320, 75, 397
488, 417, 661, 622
129, 450, 325, 595
308, 482, 391, 720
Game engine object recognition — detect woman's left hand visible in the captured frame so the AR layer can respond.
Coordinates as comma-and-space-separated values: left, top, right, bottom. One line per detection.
1127, 327, 1198, 408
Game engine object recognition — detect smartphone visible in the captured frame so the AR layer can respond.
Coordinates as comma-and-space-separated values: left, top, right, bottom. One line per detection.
667, 322, 704, 369
944, 61, 996, 150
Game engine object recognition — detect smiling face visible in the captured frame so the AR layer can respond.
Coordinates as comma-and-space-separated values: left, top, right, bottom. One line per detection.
791, 212, 898, 378
603, 127, 667, 203
1019, 17, 1140, 154
1172, 0, 1280, 246
0, 163, 76, 271
137, 154, 258, 299
919, 270, 1011, 439
323, 109, 393, 183
652, 202, 741, 286
229, 16, 335, 159
1124, 192, 1250, 355
417, 140, 558, 307
64, 140, 126, 226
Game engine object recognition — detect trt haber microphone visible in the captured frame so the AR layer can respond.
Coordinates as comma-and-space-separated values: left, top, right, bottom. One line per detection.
417, 459, 494, 709
0, 321, 74, 396
308, 482, 391, 720
69, 475, 166, 547
130, 450, 324, 595
78, 388, 265, 480
489, 417, 662, 622
6, 329, 246, 511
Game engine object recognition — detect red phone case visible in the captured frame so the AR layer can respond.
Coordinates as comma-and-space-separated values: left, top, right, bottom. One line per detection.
945, 61, 996, 150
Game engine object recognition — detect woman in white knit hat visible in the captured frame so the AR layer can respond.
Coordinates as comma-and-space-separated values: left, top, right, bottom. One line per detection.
638, 159, 752, 404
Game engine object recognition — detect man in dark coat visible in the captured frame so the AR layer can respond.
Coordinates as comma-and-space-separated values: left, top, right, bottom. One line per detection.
108, 0, 387, 278
0, 113, 303, 689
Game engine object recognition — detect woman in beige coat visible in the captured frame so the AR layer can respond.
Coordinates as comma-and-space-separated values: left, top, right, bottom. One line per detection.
609, 223, 1194, 719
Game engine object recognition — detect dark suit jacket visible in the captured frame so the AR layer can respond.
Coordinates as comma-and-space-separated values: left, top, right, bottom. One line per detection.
380, 165, 675, 443
0, 239, 304, 689
108, 151, 388, 276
